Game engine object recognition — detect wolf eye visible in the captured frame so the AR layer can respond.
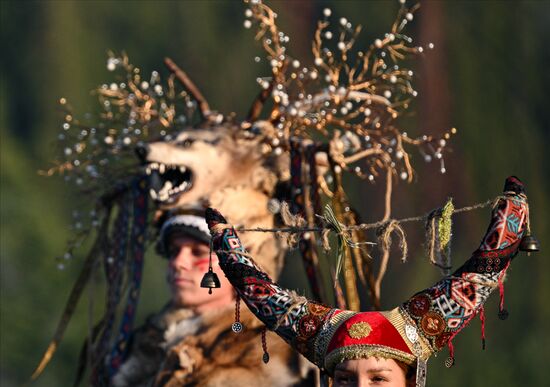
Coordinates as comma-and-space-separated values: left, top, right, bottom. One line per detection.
176, 139, 194, 148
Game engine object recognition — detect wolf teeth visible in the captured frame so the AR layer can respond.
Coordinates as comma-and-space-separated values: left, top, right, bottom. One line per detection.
147, 162, 188, 175
151, 181, 190, 200
158, 181, 172, 197
146, 163, 191, 201
172, 181, 188, 194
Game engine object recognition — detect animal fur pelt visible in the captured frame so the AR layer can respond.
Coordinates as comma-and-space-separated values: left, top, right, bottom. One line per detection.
145, 124, 290, 279
110, 305, 192, 387
111, 303, 315, 387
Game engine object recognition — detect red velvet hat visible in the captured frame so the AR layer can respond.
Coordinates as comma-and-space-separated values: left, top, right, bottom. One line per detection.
324, 311, 416, 370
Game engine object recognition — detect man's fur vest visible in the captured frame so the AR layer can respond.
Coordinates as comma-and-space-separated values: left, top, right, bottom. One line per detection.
111, 303, 315, 386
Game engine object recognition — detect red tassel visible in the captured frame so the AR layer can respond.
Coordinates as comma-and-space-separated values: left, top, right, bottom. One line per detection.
498, 261, 512, 320
445, 340, 455, 368
479, 306, 486, 350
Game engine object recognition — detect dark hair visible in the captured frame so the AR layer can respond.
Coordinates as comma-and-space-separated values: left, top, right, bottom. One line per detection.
395, 360, 415, 385
155, 209, 211, 257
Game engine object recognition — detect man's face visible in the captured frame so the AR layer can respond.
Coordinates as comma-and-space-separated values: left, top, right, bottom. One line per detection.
333, 357, 413, 387
166, 235, 234, 313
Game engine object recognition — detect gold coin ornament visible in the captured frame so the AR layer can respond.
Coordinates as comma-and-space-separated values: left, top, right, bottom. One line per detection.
348, 322, 372, 340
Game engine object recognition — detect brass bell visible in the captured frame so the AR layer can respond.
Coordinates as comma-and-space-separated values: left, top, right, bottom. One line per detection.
519, 234, 540, 255
200, 268, 221, 294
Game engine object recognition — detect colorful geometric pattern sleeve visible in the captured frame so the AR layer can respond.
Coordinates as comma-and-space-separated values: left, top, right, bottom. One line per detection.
206, 176, 531, 374
401, 176, 528, 354
206, 209, 333, 366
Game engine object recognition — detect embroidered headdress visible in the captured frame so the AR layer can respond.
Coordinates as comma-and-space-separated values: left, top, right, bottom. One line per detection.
206, 176, 533, 386
157, 213, 211, 254
34, 0, 460, 382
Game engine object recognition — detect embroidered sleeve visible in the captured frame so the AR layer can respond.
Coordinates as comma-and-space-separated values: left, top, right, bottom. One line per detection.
402, 192, 528, 352
207, 210, 333, 355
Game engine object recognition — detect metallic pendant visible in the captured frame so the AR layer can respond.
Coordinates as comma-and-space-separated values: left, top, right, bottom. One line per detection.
405, 324, 428, 387
231, 321, 243, 333
416, 358, 428, 387
405, 324, 419, 344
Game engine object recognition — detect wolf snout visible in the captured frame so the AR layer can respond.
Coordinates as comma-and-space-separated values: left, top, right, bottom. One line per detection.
135, 143, 150, 163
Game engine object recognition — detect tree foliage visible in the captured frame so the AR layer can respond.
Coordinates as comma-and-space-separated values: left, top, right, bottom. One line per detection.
1, 1, 548, 386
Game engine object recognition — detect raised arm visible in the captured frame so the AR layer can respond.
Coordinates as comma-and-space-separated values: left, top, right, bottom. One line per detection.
206, 211, 333, 364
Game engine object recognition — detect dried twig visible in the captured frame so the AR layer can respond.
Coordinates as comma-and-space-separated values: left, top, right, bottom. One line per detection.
164, 57, 211, 120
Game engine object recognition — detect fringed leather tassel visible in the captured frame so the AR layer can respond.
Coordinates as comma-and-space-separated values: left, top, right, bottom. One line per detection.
91, 199, 131, 385
107, 177, 148, 380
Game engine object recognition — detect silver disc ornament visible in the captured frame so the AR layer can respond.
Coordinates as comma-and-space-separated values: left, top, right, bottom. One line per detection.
231, 322, 243, 333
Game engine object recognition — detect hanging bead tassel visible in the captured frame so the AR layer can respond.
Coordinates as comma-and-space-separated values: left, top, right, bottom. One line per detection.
479, 306, 486, 350
231, 293, 243, 333
445, 341, 455, 368
497, 261, 512, 320
261, 326, 270, 364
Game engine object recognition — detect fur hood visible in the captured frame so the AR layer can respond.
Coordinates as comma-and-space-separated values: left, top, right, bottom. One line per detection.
111, 304, 315, 387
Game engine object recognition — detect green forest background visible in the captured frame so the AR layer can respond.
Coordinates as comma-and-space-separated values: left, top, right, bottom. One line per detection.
1, 1, 549, 386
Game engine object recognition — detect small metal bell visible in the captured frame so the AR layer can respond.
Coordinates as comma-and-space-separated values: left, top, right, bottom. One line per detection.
200, 268, 221, 294
519, 234, 540, 255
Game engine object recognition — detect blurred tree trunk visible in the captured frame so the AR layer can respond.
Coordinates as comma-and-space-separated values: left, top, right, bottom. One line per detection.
417, 1, 476, 244
281, 0, 315, 57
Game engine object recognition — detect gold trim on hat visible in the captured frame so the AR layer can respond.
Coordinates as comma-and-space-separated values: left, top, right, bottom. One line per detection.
324, 344, 417, 373
382, 307, 434, 360
314, 310, 356, 367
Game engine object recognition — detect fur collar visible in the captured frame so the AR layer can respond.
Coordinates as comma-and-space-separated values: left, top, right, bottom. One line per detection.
112, 303, 315, 387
